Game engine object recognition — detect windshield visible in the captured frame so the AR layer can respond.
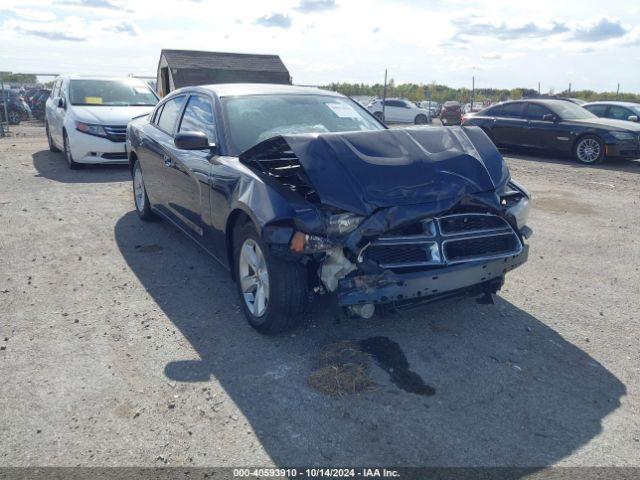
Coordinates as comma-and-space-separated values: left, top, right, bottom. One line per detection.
69, 79, 158, 107
548, 101, 596, 120
221, 94, 384, 155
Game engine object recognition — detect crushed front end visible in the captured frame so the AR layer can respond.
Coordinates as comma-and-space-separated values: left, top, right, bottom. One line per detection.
240, 126, 532, 316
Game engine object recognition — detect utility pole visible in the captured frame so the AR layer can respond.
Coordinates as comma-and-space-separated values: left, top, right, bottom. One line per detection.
616, 82, 620, 98
538, 82, 541, 96
471, 75, 475, 107
382, 69, 387, 122
568, 83, 571, 94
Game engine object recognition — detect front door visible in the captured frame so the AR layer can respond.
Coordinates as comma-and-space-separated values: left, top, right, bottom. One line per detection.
523, 102, 567, 152
164, 94, 217, 239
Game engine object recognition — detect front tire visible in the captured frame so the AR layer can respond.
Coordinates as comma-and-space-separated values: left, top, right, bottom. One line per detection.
63, 132, 81, 170
574, 135, 604, 165
46, 122, 60, 152
132, 160, 157, 221
373, 111, 384, 122
234, 223, 307, 334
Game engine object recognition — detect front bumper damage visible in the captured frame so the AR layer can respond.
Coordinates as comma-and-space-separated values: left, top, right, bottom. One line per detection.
337, 245, 528, 307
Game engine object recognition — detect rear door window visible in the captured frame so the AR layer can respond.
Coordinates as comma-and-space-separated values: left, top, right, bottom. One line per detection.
156, 96, 186, 135
501, 102, 525, 118
584, 104, 607, 116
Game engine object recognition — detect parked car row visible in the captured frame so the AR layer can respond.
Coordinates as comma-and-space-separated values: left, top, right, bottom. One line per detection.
43, 75, 532, 334
462, 99, 640, 164
0, 89, 31, 125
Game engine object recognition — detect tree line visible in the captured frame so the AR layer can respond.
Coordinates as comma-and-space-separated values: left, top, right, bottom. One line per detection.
321, 81, 640, 104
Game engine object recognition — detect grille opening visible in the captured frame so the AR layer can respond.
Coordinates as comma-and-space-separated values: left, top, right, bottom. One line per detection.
439, 214, 506, 234
364, 244, 429, 266
101, 152, 127, 160
443, 234, 519, 262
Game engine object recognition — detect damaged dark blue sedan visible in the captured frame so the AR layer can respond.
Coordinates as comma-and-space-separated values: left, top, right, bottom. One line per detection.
126, 84, 532, 334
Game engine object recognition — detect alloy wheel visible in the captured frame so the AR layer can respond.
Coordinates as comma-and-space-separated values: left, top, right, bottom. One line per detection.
133, 167, 146, 212
576, 138, 601, 163
238, 238, 270, 317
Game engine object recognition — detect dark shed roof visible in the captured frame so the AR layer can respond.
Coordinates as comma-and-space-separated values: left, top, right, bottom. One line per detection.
159, 49, 291, 89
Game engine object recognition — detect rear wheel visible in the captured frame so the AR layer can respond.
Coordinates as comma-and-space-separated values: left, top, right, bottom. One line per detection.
234, 223, 307, 334
63, 132, 81, 170
373, 111, 384, 122
132, 160, 157, 221
46, 122, 60, 152
414, 114, 428, 125
574, 135, 604, 165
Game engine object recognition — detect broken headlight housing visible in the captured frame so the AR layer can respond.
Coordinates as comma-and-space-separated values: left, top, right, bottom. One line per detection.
501, 180, 531, 230
325, 212, 364, 236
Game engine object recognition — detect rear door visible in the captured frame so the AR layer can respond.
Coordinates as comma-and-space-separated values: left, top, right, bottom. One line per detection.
163, 93, 217, 238
524, 102, 567, 151
490, 102, 527, 146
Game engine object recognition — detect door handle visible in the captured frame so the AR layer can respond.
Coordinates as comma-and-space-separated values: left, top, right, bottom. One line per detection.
163, 154, 173, 167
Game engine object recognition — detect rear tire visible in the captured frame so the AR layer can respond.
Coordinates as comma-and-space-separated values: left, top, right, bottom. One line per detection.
46, 122, 60, 152
414, 114, 428, 125
234, 223, 307, 334
63, 132, 81, 170
373, 111, 384, 122
132, 160, 157, 221
574, 135, 604, 165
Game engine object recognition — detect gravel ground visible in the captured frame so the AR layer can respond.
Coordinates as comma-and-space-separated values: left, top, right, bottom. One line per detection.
1, 121, 639, 468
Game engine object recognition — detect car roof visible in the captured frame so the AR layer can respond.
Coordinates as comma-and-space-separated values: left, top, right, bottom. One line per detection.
187, 83, 344, 98
57, 74, 150, 83
583, 100, 640, 107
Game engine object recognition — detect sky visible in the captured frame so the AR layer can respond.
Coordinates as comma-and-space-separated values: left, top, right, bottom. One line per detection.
1, 0, 640, 92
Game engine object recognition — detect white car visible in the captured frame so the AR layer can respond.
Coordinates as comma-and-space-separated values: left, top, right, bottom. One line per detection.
45, 75, 158, 169
367, 98, 431, 124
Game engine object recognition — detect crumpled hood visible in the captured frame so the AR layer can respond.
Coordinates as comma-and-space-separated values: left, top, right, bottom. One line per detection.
241, 126, 509, 216
71, 105, 155, 125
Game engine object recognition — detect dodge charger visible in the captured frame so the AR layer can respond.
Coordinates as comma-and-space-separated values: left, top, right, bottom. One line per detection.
126, 84, 532, 334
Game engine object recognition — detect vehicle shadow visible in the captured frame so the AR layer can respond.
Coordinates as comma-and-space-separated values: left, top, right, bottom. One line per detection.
115, 211, 625, 468
32, 150, 130, 183
503, 149, 640, 174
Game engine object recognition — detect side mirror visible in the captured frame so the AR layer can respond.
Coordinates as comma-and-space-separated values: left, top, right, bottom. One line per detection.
542, 114, 556, 122
174, 131, 212, 151
57, 98, 65, 109
628, 115, 639, 122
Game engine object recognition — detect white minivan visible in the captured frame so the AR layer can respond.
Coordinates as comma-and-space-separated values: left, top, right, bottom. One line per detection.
367, 98, 431, 124
45, 75, 158, 169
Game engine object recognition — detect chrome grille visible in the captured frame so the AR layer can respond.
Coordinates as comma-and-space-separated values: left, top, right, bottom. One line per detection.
103, 125, 127, 142
360, 213, 522, 271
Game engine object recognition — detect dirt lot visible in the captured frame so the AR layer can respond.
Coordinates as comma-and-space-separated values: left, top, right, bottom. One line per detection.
1, 121, 639, 468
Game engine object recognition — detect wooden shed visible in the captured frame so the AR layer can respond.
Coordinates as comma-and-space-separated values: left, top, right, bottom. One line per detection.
156, 49, 291, 96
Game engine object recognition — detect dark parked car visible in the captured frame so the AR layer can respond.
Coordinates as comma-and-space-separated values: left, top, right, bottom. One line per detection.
30, 89, 50, 121
583, 101, 640, 124
127, 84, 531, 334
462, 99, 640, 164
0, 89, 30, 124
440, 101, 462, 125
